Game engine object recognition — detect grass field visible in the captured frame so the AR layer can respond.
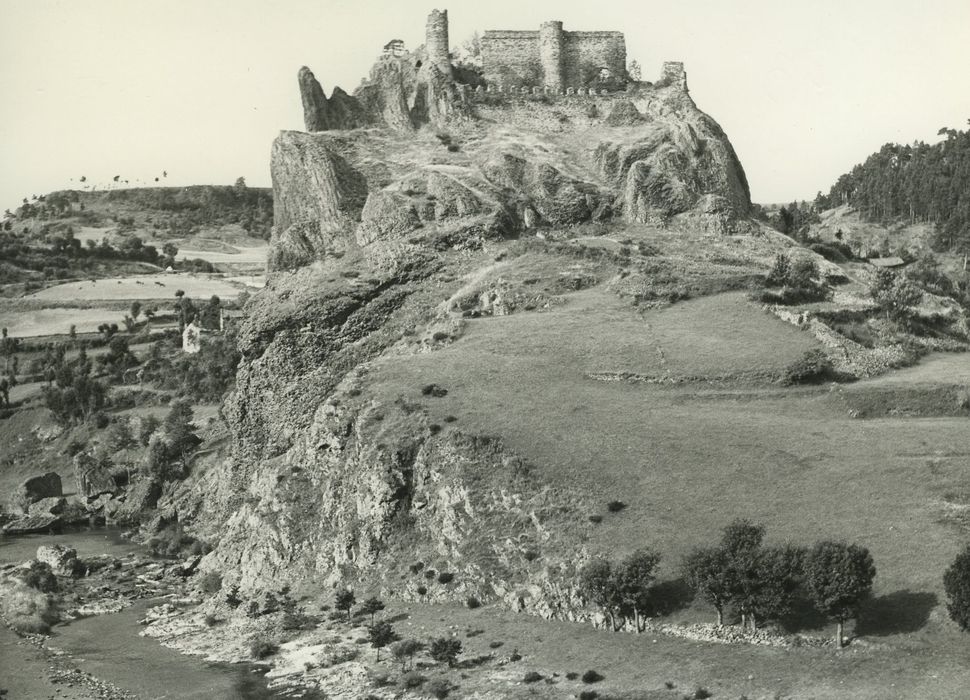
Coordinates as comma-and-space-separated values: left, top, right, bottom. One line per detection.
369, 288, 970, 655
26, 273, 260, 302
0, 307, 127, 337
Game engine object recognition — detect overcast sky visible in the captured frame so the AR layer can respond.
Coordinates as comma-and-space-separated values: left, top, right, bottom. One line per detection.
1, 0, 968, 212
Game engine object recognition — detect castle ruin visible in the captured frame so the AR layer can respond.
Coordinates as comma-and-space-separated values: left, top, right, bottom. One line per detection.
480, 21, 626, 89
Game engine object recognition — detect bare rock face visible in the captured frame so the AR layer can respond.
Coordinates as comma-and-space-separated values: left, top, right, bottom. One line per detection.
298, 67, 373, 132
269, 131, 368, 269
28, 496, 67, 516
356, 191, 421, 246
298, 66, 330, 131
74, 452, 118, 500
17, 472, 62, 505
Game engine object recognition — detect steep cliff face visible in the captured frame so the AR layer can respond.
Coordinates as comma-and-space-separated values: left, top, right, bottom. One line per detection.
180, 55, 758, 617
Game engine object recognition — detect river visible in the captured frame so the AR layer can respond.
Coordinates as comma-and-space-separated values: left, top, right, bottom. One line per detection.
0, 526, 286, 699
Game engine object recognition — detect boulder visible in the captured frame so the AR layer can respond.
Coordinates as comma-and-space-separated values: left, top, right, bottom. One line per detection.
36, 544, 80, 576
17, 472, 62, 505
2, 513, 61, 535
27, 496, 67, 516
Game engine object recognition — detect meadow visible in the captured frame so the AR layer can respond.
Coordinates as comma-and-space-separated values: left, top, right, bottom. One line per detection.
370, 288, 970, 658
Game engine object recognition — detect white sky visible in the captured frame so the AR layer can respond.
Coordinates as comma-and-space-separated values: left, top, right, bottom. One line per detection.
1, 0, 968, 212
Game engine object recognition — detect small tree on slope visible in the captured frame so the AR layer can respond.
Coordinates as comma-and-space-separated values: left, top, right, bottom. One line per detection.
943, 544, 970, 631
615, 548, 661, 632
579, 558, 622, 631
368, 621, 398, 661
804, 541, 876, 648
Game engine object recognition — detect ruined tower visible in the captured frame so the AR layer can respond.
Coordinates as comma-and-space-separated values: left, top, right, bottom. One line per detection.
425, 9, 452, 78
538, 21, 565, 90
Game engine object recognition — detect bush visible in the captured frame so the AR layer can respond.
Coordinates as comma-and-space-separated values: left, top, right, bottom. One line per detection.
783, 349, 835, 385
523, 671, 543, 683
606, 500, 627, 513
579, 692, 599, 700
566, 672, 579, 680
249, 636, 279, 659
401, 671, 427, 688
582, 670, 604, 684
465, 596, 481, 609
427, 678, 452, 699
198, 571, 222, 595
22, 561, 58, 593
421, 383, 448, 397
588, 514, 603, 523
417, 585, 428, 595
0, 579, 58, 634
437, 572, 454, 584
944, 544, 970, 631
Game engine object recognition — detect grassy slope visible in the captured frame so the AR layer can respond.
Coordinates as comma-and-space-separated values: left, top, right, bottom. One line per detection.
365, 278, 970, 693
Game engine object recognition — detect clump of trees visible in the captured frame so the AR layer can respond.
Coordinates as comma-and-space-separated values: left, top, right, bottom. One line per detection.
755, 253, 832, 305
679, 520, 875, 647
578, 548, 661, 632
870, 268, 924, 324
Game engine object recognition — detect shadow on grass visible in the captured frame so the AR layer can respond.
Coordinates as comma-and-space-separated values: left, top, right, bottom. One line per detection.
856, 590, 938, 636
778, 594, 830, 633
651, 577, 695, 616
455, 653, 494, 669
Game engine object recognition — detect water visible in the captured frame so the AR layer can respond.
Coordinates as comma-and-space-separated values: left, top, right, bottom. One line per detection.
0, 526, 282, 699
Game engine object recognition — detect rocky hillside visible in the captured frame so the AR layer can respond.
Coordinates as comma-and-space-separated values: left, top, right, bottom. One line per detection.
166, 33, 806, 616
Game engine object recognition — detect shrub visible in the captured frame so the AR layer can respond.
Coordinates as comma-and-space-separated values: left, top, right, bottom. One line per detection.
691, 688, 713, 700
437, 572, 454, 584
198, 571, 222, 595
249, 636, 279, 659
523, 671, 544, 683
582, 670, 604, 683
489, 640, 503, 649
579, 692, 599, 700
427, 678, 452, 699
421, 383, 448, 397
0, 579, 58, 634
22, 561, 58, 593
417, 585, 428, 595
566, 672, 579, 680
588, 514, 603, 524
409, 561, 425, 574
783, 349, 834, 385
606, 500, 627, 513
943, 544, 970, 631
402, 671, 427, 688
204, 613, 218, 627
429, 637, 462, 666
465, 596, 481, 609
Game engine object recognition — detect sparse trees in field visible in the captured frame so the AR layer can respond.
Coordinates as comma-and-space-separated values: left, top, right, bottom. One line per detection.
367, 621, 398, 661
334, 588, 355, 621
943, 544, 970, 632
359, 596, 386, 624
804, 541, 876, 648
391, 639, 424, 671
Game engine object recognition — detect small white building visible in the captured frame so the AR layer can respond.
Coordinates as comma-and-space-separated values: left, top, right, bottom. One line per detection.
182, 321, 202, 354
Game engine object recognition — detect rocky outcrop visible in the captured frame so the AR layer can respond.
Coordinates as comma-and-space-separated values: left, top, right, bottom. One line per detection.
269, 131, 368, 269
74, 452, 118, 499
36, 544, 80, 577
298, 67, 373, 132
28, 496, 67, 516
2, 513, 60, 535
17, 472, 62, 505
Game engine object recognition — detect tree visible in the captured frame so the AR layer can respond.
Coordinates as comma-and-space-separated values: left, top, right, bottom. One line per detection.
943, 544, 970, 631
628, 59, 642, 81
334, 588, 355, 621
683, 546, 733, 626
130, 301, 142, 320
428, 637, 462, 667
615, 549, 661, 632
359, 596, 386, 624
579, 558, 622, 631
804, 541, 876, 648
391, 639, 424, 672
871, 269, 923, 323
367, 621, 398, 661
740, 545, 805, 631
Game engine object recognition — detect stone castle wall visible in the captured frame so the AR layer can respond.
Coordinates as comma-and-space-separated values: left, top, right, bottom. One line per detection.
481, 23, 626, 88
